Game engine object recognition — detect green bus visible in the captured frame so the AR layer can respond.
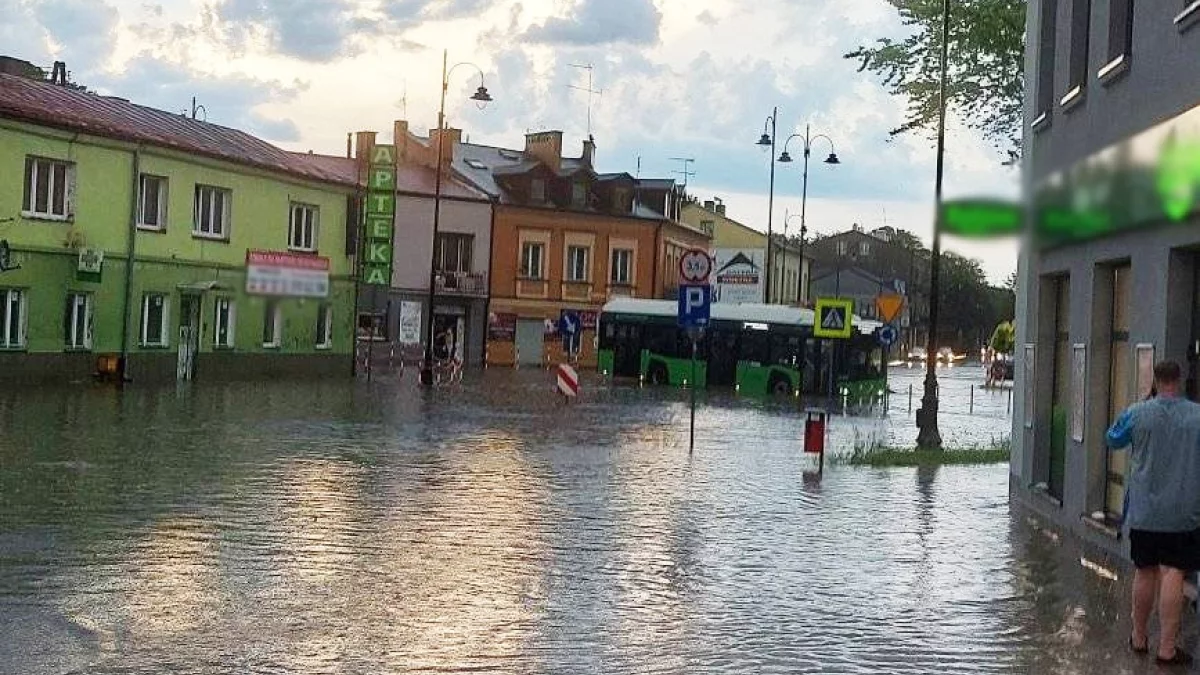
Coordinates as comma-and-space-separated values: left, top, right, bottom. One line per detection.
597, 298, 886, 400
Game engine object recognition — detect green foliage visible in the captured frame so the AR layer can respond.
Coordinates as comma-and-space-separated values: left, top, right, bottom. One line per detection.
845, 0, 1026, 162
846, 438, 1011, 466
989, 320, 1015, 354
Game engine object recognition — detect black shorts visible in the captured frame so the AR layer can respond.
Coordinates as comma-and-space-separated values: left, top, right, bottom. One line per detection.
1130, 528, 1200, 570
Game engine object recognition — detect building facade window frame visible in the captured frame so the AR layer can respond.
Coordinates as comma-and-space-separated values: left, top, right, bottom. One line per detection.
262, 299, 282, 348
137, 174, 168, 231
214, 297, 236, 349
140, 292, 170, 347
520, 241, 546, 279
1033, 0, 1059, 130
288, 202, 319, 252
1061, 0, 1092, 109
316, 303, 333, 349
611, 247, 634, 285
530, 178, 546, 204
1, 288, 27, 349
64, 292, 93, 350
1176, 0, 1200, 33
1103, 263, 1132, 519
435, 232, 474, 273
22, 156, 74, 221
566, 245, 590, 282
193, 184, 231, 240
1098, 0, 1133, 84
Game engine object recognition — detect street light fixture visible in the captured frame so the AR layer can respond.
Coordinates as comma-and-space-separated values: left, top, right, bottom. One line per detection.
778, 124, 840, 306
756, 108, 778, 304
783, 210, 807, 305
420, 50, 493, 387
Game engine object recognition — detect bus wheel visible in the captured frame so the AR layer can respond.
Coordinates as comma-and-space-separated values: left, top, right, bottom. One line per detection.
648, 363, 668, 385
769, 376, 792, 397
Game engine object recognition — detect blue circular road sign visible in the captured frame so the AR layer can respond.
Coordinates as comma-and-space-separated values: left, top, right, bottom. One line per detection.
877, 324, 899, 347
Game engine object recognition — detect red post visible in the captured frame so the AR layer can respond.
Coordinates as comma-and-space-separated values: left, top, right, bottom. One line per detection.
804, 408, 828, 475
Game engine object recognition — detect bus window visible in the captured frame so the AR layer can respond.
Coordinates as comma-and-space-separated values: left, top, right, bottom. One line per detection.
645, 324, 677, 358
770, 333, 802, 368
740, 329, 769, 365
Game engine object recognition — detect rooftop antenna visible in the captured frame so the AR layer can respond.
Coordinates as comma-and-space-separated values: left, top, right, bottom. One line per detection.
568, 63, 603, 137
669, 157, 696, 188
191, 96, 207, 121
395, 80, 408, 119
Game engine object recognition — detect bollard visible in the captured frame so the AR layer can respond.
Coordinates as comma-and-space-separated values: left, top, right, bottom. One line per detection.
908, 384, 913, 414
1007, 386, 1013, 414
970, 385, 975, 414
804, 408, 828, 477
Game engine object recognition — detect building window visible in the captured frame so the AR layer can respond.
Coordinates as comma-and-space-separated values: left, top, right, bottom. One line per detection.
859, 241, 871, 256
1102, 0, 1132, 78
520, 242, 545, 279
214, 297, 235, 348
22, 156, 73, 219
435, 233, 474, 273
611, 248, 633, 285
1, 289, 27, 349
289, 203, 318, 252
316, 304, 333, 349
572, 182, 588, 208
138, 175, 168, 230
567, 245, 590, 282
263, 299, 282, 348
530, 178, 546, 203
194, 185, 231, 239
140, 293, 170, 347
1035, 0, 1058, 122
1102, 264, 1132, 517
837, 241, 847, 256
64, 292, 92, 350
1063, 0, 1091, 106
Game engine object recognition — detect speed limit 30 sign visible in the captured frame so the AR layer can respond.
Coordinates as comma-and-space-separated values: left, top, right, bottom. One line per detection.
679, 248, 713, 285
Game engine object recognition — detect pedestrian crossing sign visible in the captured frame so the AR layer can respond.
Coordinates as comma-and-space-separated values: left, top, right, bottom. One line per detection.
814, 298, 853, 339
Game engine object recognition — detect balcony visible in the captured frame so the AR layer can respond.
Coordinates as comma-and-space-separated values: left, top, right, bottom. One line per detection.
434, 271, 487, 297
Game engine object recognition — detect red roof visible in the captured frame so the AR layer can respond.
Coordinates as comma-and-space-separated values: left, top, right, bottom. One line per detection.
0, 73, 356, 187
287, 151, 489, 201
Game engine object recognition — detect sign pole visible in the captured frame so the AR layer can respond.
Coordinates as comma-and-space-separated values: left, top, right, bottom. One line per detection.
690, 336, 697, 455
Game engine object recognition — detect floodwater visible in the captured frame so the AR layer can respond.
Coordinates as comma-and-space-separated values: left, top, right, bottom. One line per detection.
0, 367, 1180, 674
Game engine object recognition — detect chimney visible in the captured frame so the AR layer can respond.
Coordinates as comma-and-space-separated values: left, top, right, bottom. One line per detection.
704, 200, 715, 212
0, 56, 46, 80
354, 130, 377, 184
429, 126, 461, 166
524, 130, 563, 173
582, 135, 596, 167
394, 120, 410, 161
716, 203, 726, 216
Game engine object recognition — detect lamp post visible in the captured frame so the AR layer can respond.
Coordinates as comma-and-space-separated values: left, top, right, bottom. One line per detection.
783, 210, 806, 305
916, 0, 951, 449
420, 50, 493, 387
756, 108, 778, 304
779, 124, 839, 306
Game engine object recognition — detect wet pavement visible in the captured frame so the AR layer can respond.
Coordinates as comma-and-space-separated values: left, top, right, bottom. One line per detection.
0, 367, 1188, 674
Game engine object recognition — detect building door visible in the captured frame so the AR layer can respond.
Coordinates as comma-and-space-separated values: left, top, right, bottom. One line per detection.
1189, 261, 1200, 402
1105, 265, 1132, 518
177, 293, 202, 381
1048, 278, 1070, 500
515, 319, 545, 366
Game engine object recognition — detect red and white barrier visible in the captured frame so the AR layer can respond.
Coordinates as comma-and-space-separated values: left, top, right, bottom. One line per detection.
556, 363, 579, 399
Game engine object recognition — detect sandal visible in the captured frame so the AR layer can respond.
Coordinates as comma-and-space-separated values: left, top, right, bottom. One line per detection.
1156, 649, 1194, 666
1130, 636, 1149, 654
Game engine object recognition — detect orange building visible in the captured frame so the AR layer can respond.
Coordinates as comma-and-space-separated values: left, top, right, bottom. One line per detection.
435, 129, 708, 368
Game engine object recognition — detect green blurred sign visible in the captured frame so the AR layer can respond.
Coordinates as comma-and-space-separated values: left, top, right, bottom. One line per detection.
940, 199, 1022, 238
362, 145, 396, 286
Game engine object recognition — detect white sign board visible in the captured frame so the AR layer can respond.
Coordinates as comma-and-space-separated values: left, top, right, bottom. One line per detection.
711, 248, 764, 304
245, 251, 330, 298
399, 301, 422, 345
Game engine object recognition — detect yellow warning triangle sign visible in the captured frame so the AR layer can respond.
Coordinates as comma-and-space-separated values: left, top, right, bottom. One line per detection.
876, 294, 905, 324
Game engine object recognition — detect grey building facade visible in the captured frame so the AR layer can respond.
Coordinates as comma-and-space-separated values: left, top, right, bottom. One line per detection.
1011, 1, 1200, 558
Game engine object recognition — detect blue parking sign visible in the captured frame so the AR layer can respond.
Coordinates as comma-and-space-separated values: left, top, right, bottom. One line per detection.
678, 284, 711, 328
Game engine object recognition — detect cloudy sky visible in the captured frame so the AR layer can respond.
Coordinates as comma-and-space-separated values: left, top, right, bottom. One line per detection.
3, 0, 1020, 283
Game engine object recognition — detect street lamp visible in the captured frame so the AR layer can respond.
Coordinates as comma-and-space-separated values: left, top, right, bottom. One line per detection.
420, 50, 493, 387
779, 123, 839, 306
756, 108, 778, 304
783, 210, 806, 305
916, 0, 951, 449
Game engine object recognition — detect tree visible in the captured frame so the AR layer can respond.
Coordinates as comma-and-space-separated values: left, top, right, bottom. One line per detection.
845, 0, 1026, 162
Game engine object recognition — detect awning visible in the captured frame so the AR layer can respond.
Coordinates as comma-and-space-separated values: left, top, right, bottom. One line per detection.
177, 280, 226, 292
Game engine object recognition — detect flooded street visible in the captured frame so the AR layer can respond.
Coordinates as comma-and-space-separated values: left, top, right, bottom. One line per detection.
0, 367, 1175, 674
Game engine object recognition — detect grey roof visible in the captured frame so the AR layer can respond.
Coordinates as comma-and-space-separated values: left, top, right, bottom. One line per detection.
637, 178, 676, 190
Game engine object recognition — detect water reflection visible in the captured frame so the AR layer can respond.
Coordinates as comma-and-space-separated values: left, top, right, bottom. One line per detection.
0, 373, 1170, 674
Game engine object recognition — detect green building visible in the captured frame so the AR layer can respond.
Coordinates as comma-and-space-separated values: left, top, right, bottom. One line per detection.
0, 62, 359, 384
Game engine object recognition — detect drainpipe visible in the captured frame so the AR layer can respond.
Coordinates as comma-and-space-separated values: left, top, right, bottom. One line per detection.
652, 219, 663, 298
350, 187, 365, 377
483, 198, 497, 366
118, 146, 142, 384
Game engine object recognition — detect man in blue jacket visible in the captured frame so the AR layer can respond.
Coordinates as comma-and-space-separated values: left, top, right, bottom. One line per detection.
1107, 360, 1200, 665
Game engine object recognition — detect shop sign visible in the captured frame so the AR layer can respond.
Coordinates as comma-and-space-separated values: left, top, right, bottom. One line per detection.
363, 144, 396, 286
246, 250, 330, 297
399, 301, 422, 345
76, 248, 103, 283
488, 312, 517, 342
